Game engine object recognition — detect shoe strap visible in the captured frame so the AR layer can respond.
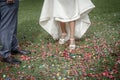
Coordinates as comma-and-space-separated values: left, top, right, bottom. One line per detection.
59, 38, 65, 41
61, 33, 67, 36
70, 38, 75, 41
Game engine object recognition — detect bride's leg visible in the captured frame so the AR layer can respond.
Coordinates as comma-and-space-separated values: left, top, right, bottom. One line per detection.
59, 22, 66, 39
69, 21, 75, 39
59, 22, 67, 44
69, 21, 76, 49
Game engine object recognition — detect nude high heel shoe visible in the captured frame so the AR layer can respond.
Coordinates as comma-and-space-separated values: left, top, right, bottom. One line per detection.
69, 38, 76, 50
59, 33, 67, 44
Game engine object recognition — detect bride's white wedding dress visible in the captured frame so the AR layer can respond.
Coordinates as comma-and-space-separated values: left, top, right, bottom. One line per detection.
39, 0, 95, 40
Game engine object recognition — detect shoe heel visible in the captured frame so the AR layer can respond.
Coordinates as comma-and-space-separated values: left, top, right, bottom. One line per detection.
69, 44, 76, 50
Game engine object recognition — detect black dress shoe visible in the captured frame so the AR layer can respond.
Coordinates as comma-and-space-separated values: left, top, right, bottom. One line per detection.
12, 50, 31, 55
1, 57, 21, 64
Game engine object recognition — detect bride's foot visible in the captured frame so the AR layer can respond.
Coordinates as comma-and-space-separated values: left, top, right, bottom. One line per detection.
59, 33, 67, 44
69, 38, 76, 50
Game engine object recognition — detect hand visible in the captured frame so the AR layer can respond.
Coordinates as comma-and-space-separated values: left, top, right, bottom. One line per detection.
6, 0, 15, 4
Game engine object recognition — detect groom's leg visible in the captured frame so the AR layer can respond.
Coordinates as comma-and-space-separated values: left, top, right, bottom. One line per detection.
11, 0, 19, 51
0, 1, 19, 58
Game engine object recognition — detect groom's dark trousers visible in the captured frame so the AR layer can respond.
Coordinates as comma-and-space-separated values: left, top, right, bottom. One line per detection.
0, 0, 19, 58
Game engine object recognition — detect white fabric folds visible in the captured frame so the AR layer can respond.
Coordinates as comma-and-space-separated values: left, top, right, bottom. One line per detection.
39, 0, 95, 40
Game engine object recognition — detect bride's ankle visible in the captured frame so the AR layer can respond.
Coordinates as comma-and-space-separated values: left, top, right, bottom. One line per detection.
70, 38, 75, 45
61, 33, 67, 39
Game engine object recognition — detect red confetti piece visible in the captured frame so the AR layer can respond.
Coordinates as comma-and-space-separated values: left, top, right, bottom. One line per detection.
20, 55, 31, 61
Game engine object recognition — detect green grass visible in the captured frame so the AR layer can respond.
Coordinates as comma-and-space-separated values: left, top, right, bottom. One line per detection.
0, 0, 120, 80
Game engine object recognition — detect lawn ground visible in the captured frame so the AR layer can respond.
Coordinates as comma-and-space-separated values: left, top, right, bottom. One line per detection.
0, 0, 120, 80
